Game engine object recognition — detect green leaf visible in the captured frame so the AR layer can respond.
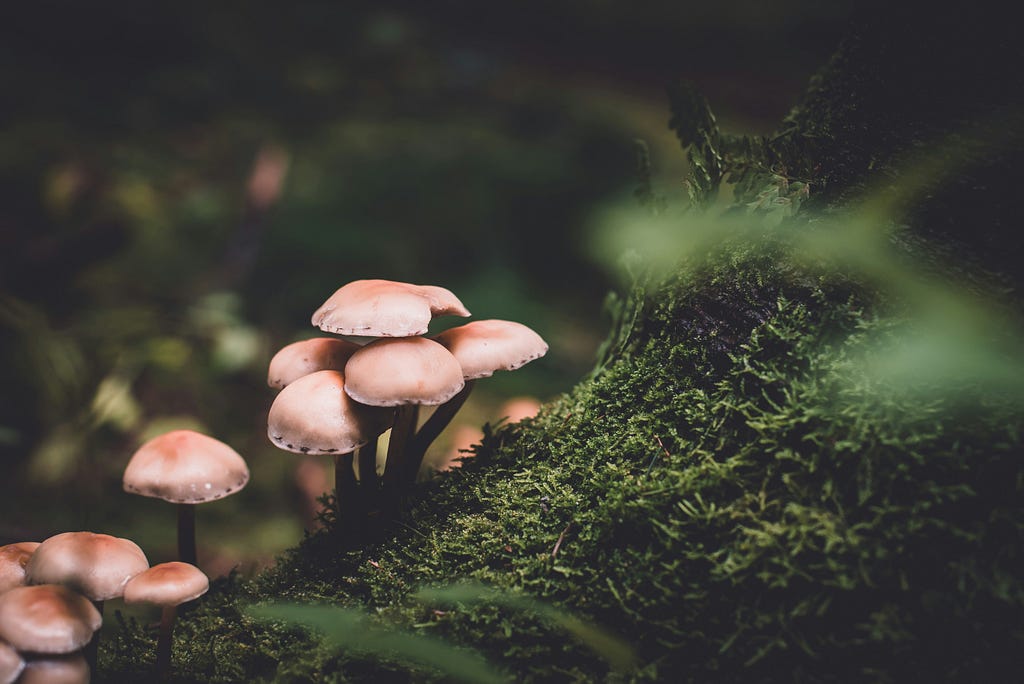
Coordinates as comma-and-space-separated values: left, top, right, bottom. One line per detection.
247, 603, 507, 684
414, 583, 637, 673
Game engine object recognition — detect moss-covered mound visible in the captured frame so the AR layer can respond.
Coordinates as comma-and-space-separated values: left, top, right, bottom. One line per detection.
101, 239, 1024, 682
100, 7, 1024, 683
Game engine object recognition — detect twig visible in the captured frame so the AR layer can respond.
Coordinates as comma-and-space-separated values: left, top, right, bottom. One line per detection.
551, 523, 574, 559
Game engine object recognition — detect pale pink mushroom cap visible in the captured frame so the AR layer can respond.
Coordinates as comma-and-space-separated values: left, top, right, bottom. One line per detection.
0, 641, 24, 684
268, 370, 392, 454
0, 542, 40, 594
25, 532, 149, 602
311, 279, 470, 337
267, 337, 361, 389
15, 653, 89, 684
123, 430, 250, 504
343, 337, 465, 407
0, 585, 102, 654
123, 562, 209, 607
434, 320, 549, 379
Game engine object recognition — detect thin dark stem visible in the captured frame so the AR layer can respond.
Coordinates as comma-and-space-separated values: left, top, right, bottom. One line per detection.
357, 442, 379, 492
177, 504, 197, 567
382, 405, 419, 490
156, 604, 177, 682
380, 404, 419, 520
405, 380, 475, 483
335, 452, 358, 525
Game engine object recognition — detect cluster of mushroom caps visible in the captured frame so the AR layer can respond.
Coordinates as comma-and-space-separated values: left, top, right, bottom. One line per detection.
267, 279, 548, 526
0, 430, 250, 683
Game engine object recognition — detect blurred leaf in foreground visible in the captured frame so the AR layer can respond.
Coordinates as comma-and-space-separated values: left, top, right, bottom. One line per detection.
248, 602, 506, 683
414, 583, 637, 673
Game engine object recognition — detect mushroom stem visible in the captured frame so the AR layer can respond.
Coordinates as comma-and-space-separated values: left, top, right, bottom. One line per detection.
382, 405, 419, 490
335, 452, 358, 524
84, 599, 104, 674
404, 380, 475, 483
156, 604, 177, 682
379, 404, 419, 520
177, 504, 197, 567
357, 441, 380, 522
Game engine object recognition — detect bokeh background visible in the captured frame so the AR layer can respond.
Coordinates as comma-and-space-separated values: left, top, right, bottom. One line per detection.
0, 1, 855, 573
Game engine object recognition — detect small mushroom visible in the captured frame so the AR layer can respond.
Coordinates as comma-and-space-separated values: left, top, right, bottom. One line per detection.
406, 320, 548, 481
16, 654, 89, 684
435, 319, 549, 380
123, 430, 250, 567
0, 641, 24, 684
0, 585, 101, 654
0, 542, 40, 594
26, 531, 149, 673
267, 337, 361, 389
267, 370, 392, 525
343, 337, 466, 504
124, 562, 209, 682
343, 337, 466, 408
311, 279, 470, 337
25, 532, 149, 604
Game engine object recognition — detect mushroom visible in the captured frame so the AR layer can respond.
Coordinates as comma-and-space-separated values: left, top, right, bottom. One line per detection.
123, 562, 209, 681
15, 653, 89, 684
123, 430, 250, 566
267, 337, 360, 389
343, 337, 465, 503
25, 531, 149, 672
267, 370, 392, 526
406, 320, 548, 481
311, 279, 470, 337
0, 542, 40, 594
25, 532, 149, 606
0, 585, 102, 655
0, 641, 24, 684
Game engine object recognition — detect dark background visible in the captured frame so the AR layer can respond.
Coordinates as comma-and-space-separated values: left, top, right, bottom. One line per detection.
0, 1, 855, 570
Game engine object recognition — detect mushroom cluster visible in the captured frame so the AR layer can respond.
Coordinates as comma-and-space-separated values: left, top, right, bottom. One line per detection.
267, 279, 548, 533
0, 533, 209, 683
0, 428, 235, 682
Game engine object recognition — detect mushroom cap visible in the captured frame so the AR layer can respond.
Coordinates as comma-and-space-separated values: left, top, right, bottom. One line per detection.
267, 337, 361, 389
0, 542, 40, 594
0, 585, 102, 654
123, 562, 209, 607
434, 319, 549, 380
268, 370, 392, 454
311, 279, 470, 337
344, 337, 465, 407
0, 641, 24, 684
123, 429, 250, 504
15, 653, 89, 684
25, 532, 149, 602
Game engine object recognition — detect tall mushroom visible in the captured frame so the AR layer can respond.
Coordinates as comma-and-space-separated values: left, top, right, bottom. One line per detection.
123, 562, 209, 682
267, 369, 392, 527
406, 319, 549, 481
343, 336, 465, 506
312, 279, 469, 337
123, 430, 250, 566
